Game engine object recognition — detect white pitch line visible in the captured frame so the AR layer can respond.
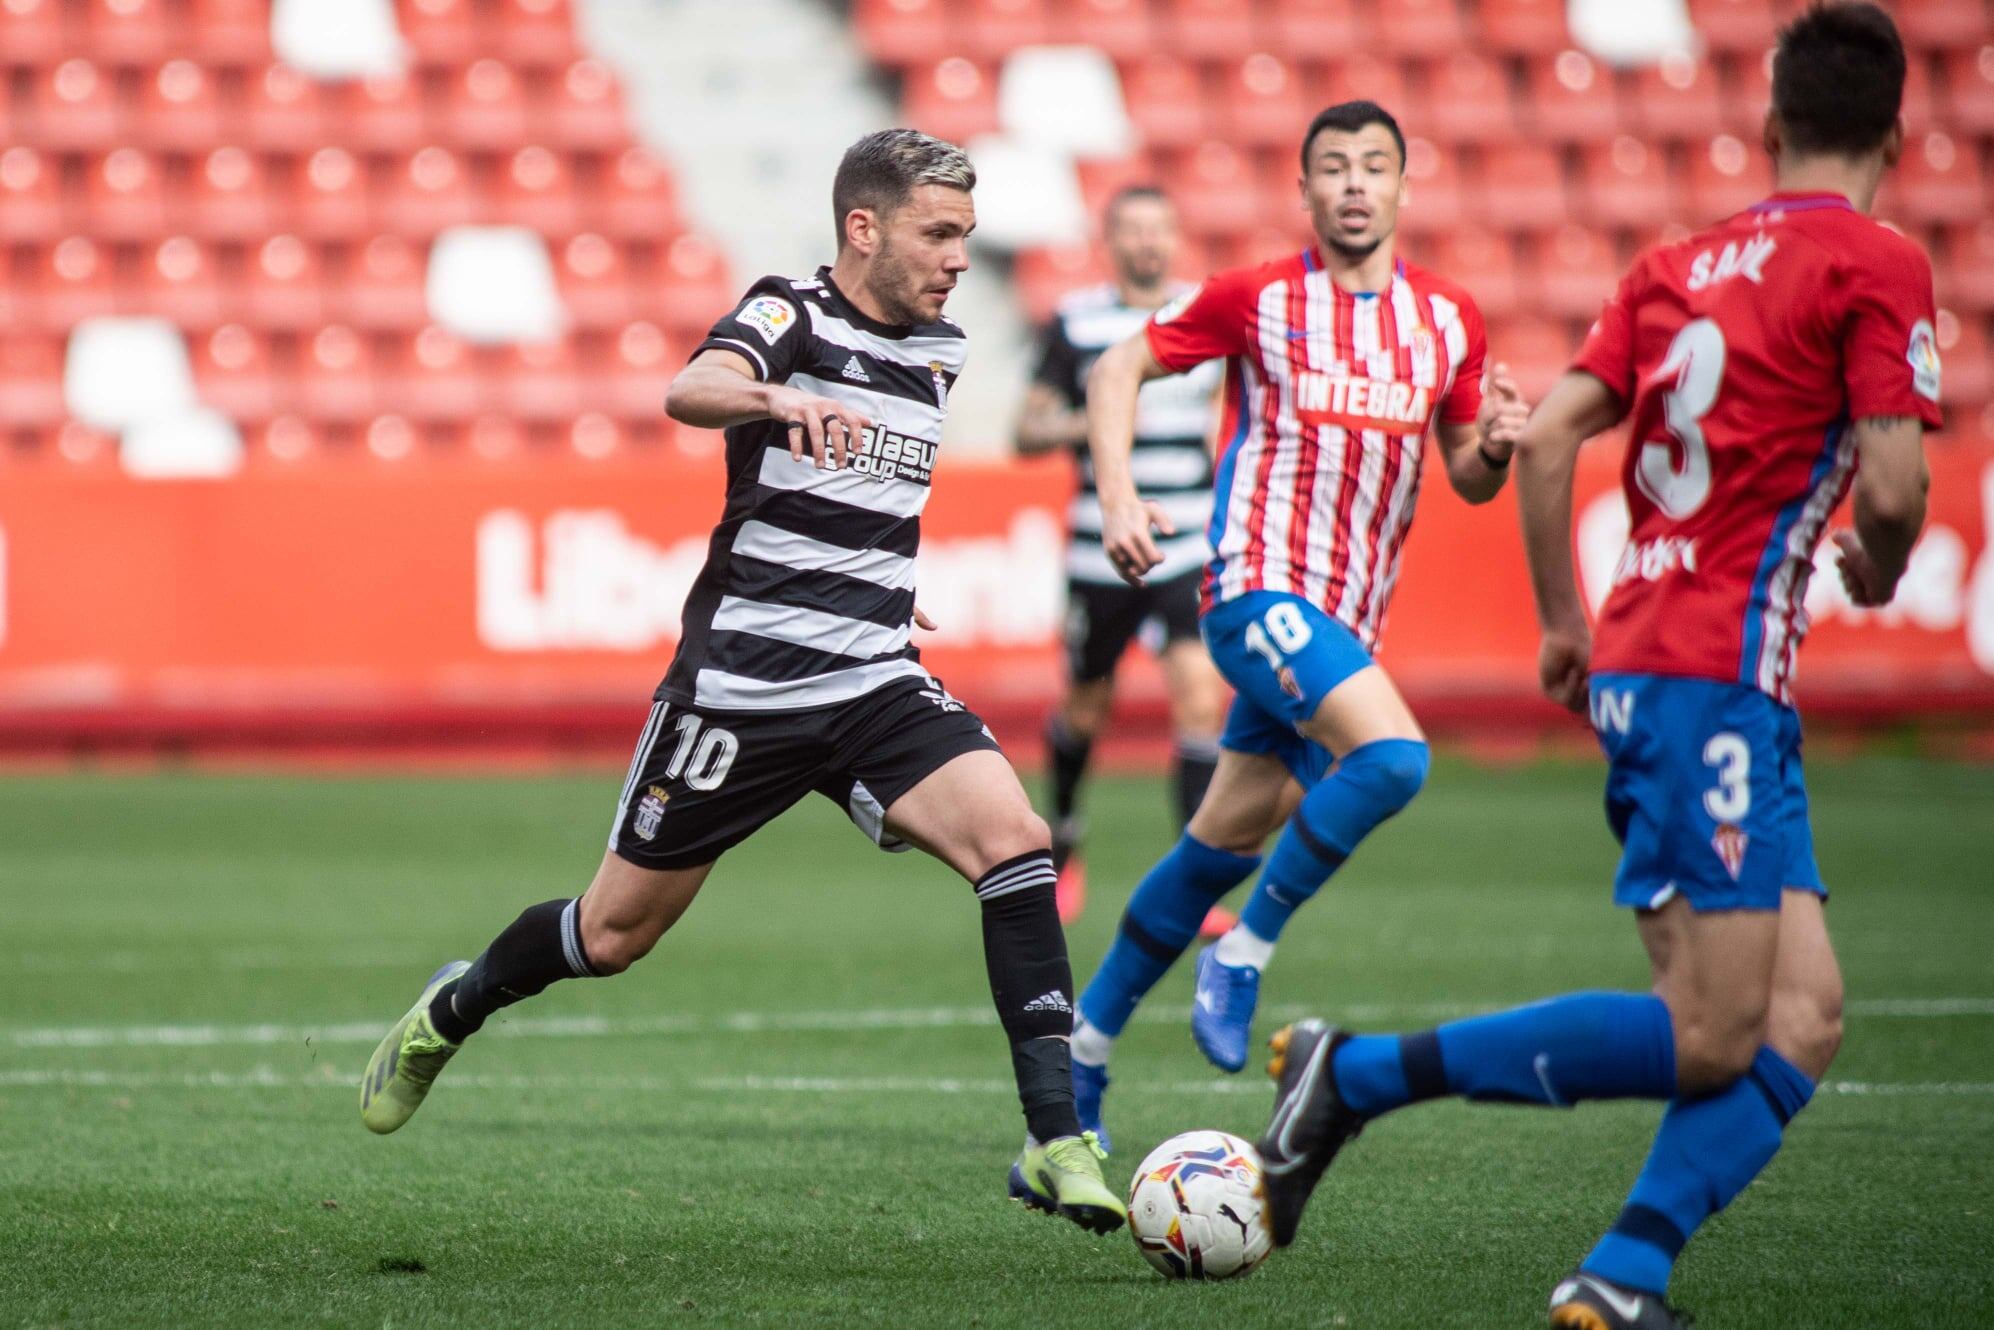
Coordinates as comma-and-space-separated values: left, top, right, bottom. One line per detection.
6, 997, 1991, 1052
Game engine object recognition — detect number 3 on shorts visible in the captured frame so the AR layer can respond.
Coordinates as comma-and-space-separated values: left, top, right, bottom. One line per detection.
664, 713, 739, 791
1242, 601, 1314, 670
1702, 732, 1750, 822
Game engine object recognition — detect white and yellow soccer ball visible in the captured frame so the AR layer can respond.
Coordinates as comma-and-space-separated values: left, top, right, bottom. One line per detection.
1126, 1130, 1273, 1280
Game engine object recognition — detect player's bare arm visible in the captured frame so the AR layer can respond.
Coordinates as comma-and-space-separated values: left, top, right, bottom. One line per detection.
665, 348, 873, 471
1086, 332, 1179, 585
1435, 362, 1530, 504
1514, 370, 1625, 713
1835, 414, 1930, 606
1015, 381, 1090, 456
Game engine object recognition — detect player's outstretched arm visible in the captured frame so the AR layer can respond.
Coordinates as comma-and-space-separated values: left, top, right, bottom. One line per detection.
1086, 332, 1177, 586
665, 348, 874, 470
1436, 362, 1529, 504
1514, 371, 1623, 713
1836, 415, 1930, 607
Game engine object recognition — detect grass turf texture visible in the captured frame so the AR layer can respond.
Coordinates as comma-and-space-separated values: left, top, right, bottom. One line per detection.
2, 756, 1990, 1328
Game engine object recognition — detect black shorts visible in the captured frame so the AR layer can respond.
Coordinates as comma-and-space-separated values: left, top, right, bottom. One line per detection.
607, 675, 1003, 871
1063, 569, 1204, 684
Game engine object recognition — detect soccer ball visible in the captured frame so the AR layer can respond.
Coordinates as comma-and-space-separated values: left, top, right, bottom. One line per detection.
1126, 1130, 1273, 1280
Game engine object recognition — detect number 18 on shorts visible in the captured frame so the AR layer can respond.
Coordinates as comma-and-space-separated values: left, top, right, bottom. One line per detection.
1589, 671, 1825, 913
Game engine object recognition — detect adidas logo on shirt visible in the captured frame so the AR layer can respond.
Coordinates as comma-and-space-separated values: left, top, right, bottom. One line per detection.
841, 355, 870, 383
1023, 991, 1073, 1014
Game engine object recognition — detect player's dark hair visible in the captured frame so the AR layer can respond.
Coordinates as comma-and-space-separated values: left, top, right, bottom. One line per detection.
1772, 2, 1906, 156
1104, 184, 1170, 227
1300, 100, 1406, 173
831, 129, 976, 248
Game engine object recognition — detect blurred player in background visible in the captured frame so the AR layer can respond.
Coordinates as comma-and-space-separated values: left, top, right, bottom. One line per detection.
1014, 186, 1230, 933
1071, 100, 1529, 1146
358, 129, 1126, 1237
1255, 9, 1938, 1327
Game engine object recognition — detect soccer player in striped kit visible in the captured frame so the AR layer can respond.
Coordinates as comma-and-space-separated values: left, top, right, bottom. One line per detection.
358, 130, 1124, 1235
1068, 101, 1529, 1146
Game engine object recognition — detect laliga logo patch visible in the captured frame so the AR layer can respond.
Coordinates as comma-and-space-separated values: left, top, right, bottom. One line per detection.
1906, 319, 1942, 402
1154, 285, 1199, 325
1711, 823, 1749, 881
633, 785, 670, 841
738, 296, 796, 347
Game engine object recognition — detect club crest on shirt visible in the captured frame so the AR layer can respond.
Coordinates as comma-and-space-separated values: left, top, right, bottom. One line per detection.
738, 296, 796, 346
1154, 285, 1198, 325
1906, 318, 1942, 402
633, 785, 669, 840
928, 360, 949, 407
1711, 823, 1748, 880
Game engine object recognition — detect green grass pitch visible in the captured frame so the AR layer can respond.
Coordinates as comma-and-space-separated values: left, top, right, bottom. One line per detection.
3, 755, 1990, 1328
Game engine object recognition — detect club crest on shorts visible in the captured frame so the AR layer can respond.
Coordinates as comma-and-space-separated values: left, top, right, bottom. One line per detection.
1711, 823, 1748, 880
633, 785, 670, 841
1277, 665, 1304, 701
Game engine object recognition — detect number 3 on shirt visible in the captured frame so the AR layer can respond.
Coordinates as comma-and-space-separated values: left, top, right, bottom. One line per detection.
1638, 317, 1725, 520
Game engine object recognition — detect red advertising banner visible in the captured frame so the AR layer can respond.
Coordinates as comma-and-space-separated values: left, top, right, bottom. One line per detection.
2, 440, 1991, 748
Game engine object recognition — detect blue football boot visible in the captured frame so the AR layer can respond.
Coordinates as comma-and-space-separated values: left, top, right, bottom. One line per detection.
1190, 944, 1262, 1073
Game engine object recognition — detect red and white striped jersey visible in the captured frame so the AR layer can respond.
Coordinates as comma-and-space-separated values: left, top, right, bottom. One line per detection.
1145, 248, 1486, 649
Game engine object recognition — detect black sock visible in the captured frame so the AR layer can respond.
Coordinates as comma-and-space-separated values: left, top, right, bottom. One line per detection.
1045, 716, 1093, 869
976, 851, 1082, 1142
1171, 736, 1220, 829
429, 898, 596, 1043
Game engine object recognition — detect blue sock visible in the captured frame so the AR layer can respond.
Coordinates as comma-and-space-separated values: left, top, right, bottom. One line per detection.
1583, 1046, 1815, 1294
1332, 991, 1677, 1116
1236, 738, 1428, 943
1077, 833, 1260, 1039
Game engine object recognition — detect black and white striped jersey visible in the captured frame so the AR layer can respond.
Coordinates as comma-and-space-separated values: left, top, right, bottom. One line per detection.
659, 268, 967, 713
1032, 283, 1224, 584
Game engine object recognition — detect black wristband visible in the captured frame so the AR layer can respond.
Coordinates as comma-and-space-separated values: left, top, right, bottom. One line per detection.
1478, 441, 1512, 471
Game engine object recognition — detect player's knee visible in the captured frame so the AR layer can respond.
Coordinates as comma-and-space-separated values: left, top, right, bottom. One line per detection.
1671, 1009, 1768, 1092
577, 914, 660, 976
1342, 738, 1429, 815
1770, 974, 1844, 1081
976, 805, 1051, 873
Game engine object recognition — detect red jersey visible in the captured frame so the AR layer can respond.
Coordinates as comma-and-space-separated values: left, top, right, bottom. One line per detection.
1145, 248, 1485, 650
1574, 193, 1943, 702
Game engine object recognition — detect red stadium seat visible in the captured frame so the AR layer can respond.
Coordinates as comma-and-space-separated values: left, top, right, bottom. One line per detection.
141, 235, 226, 327
1630, 53, 1726, 142
399, 0, 481, 68
1895, 0, 1990, 52
338, 233, 430, 331
84, 148, 169, 240
1684, 132, 1770, 223
1424, 52, 1519, 145
1214, 222, 1312, 271
902, 58, 1001, 145
345, 71, 430, 154
379, 147, 482, 238
1941, 221, 1994, 315
240, 64, 330, 154
1893, 131, 1986, 225
464, 411, 530, 459
1372, 0, 1468, 58
137, 60, 222, 152
0, 333, 67, 432
36, 237, 124, 330
546, 59, 629, 152
965, 0, 1051, 59
1217, 54, 1309, 150
383, 325, 492, 421
1169, 141, 1258, 238
0, 147, 67, 242
188, 146, 276, 241
1478, 143, 1567, 233
1491, 315, 1575, 401
567, 411, 632, 459
1163, 0, 1260, 61
1419, 227, 1520, 320
193, 323, 282, 422
249, 415, 326, 465
1055, 0, 1156, 62
1265, 0, 1364, 60
444, 59, 530, 152
555, 232, 636, 329
1937, 309, 1991, 408
1524, 50, 1620, 144
595, 147, 681, 239
296, 324, 379, 423
1015, 243, 1108, 323
294, 147, 374, 240
1122, 56, 1210, 151
658, 233, 732, 334
1476, 0, 1569, 57
598, 320, 676, 420
1531, 225, 1620, 320
1327, 55, 1411, 121
46, 420, 121, 468
362, 414, 423, 462
1399, 136, 1467, 237
1942, 46, 1994, 137
494, 0, 582, 68
498, 145, 582, 236
26, 59, 124, 152
186, 0, 270, 61
1075, 152, 1163, 214
1575, 136, 1676, 230
497, 337, 585, 422
1687, 0, 1777, 55
0, 0, 71, 69
852, 0, 951, 70
84, 0, 174, 66
243, 234, 327, 330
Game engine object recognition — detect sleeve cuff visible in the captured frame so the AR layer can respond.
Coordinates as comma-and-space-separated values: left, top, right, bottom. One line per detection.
697, 336, 772, 382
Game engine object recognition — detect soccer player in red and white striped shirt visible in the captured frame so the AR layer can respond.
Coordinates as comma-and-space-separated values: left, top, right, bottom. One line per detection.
1067, 101, 1529, 1144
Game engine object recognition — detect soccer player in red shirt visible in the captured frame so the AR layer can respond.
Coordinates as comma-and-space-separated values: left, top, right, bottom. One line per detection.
1252, 9, 1938, 1327
1065, 100, 1529, 1146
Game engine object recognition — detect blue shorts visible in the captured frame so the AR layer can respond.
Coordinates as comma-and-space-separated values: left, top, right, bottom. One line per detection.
1202, 591, 1375, 789
1590, 672, 1825, 913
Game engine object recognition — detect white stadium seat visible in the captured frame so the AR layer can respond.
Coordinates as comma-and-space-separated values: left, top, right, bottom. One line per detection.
63, 316, 198, 433
272, 0, 408, 81
425, 225, 567, 344
998, 46, 1134, 161
964, 135, 1087, 251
